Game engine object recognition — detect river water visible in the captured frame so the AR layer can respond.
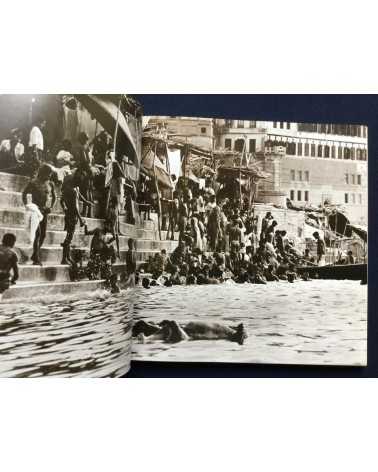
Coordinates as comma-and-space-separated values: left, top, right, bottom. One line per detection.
132, 280, 367, 366
0, 291, 133, 377
0, 280, 367, 377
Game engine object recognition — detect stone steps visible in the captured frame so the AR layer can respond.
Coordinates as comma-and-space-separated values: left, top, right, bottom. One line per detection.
0, 208, 159, 239
0, 225, 178, 251
13, 243, 177, 265
1, 279, 107, 301
0, 171, 178, 298
0, 172, 30, 193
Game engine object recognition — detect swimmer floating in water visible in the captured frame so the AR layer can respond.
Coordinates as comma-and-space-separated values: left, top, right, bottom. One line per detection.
132, 320, 247, 345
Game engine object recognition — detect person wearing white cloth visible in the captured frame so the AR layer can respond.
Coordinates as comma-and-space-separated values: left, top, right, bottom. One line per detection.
29, 118, 46, 152
24, 193, 43, 246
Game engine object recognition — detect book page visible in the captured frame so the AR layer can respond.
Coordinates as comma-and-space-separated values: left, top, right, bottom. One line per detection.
131, 115, 367, 366
0, 94, 142, 377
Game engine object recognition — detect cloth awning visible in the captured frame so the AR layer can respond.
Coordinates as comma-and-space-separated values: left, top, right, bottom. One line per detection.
142, 148, 173, 188
74, 94, 139, 166
348, 224, 367, 242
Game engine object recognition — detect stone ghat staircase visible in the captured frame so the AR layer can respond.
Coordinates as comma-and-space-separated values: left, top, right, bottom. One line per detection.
0, 172, 178, 300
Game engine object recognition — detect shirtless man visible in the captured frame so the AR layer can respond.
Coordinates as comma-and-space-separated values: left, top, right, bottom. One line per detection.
0, 233, 19, 301
132, 319, 247, 345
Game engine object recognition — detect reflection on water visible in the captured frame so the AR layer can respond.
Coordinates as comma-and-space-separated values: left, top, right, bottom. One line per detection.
132, 280, 367, 366
0, 290, 133, 377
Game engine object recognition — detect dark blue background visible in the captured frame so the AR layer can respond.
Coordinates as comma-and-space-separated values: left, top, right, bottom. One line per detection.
127, 94, 375, 378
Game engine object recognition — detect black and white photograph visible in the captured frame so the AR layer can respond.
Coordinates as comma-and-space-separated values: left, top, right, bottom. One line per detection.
131, 116, 368, 366
0, 96, 368, 375
0, 94, 143, 377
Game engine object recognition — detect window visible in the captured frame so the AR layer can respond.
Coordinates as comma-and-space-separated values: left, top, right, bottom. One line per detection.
356, 149, 362, 160
298, 170, 302, 181
338, 146, 343, 159
304, 143, 309, 156
234, 139, 244, 152
345, 173, 349, 184
273, 122, 277, 128
290, 169, 295, 181
225, 119, 233, 128
344, 147, 351, 159
351, 148, 355, 160
351, 194, 356, 204
305, 170, 309, 182
290, 190, 295, 200
324, 145, 330, 158
357, 174, 362, 185
249, 121, 256, 128
225, 138, 232, 150
237, 120, 244, 128
297, 143, 303, 156
297, 190, 302, 201
351, 174, 355, 185
286, 122, 291, 129
249, 139, 256, 153
345, 193, 349, 204
317, 145, 323, 157
201, 127, 207, 134
280, 122, 284, 129
311, 144, 316, 157
363, 126, 367, 138
304, 190, 309, 202
331, 145, 336, 158
287, 142, 296, 155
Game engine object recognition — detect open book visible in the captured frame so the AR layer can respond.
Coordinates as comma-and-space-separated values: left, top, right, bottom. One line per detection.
0, 95, 368, 376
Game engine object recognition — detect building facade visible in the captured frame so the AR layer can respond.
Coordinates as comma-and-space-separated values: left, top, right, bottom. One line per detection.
147, 116, 214, 149
214, 120, 368, 225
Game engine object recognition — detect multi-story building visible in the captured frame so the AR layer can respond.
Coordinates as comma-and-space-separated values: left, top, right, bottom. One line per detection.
214, 120, 368, 225
147, 116, 214, 150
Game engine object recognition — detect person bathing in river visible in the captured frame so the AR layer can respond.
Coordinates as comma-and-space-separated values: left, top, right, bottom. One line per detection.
132, 319, 247, 345
84, 225, 116, 280
0, 233, 19, 301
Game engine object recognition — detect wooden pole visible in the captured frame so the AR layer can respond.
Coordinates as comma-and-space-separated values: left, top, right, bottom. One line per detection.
113, 96, 122, 156
153, 141, 162, 240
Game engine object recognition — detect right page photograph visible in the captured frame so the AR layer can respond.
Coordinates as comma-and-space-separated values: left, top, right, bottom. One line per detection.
132, 116, 368, 366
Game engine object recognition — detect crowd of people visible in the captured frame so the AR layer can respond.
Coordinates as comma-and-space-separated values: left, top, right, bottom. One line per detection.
139, 185, 324, 288
0, 116, 330, 298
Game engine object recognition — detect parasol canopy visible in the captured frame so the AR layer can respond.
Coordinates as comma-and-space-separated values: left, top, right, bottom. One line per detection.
74, 94, 139, 166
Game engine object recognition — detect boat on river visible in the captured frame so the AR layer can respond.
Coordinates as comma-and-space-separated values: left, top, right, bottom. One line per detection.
296, 263, 367, 282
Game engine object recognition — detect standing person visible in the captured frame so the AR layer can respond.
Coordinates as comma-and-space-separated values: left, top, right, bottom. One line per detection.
123, 238, 136, 286
313, 232, 326, 266
74, 132, 94, 218
0, 233, 19, 301
60, 172, 92, 265
178, 198, 189, 242
105, 196, 121, 258
260, 211, 273, 243
191, 215, 203, 252
168, 197, 180, 241
22, 165, 56, 266
29, 117, 46, 159
265, 220, 278, 242
104, 151, 127, 216
197, 190, 206, 223
24, 193, 43, 246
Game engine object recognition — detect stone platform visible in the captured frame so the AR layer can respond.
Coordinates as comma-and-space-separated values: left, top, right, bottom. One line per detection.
0, 172, 178, 300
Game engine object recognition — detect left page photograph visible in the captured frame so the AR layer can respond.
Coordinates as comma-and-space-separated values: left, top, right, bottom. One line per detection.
0, 94, 142, 377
